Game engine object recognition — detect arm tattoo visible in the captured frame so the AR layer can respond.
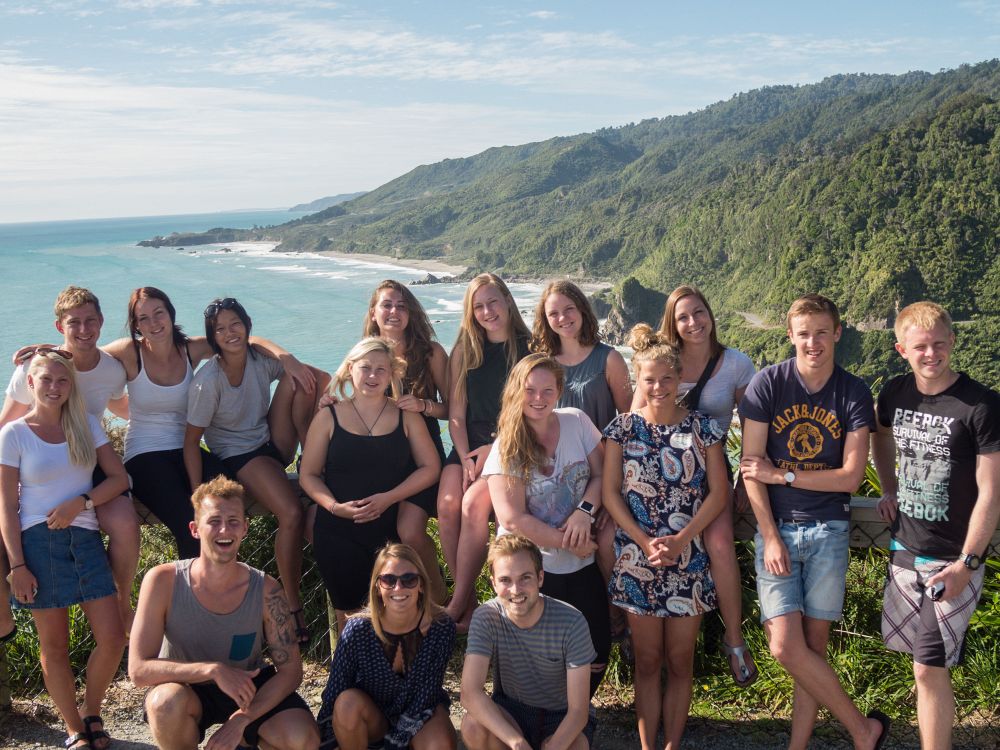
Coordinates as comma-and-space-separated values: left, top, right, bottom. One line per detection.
264, 584, 296, 668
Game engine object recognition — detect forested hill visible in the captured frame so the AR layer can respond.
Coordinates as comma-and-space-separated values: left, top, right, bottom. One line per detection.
142, 61, 1000, 387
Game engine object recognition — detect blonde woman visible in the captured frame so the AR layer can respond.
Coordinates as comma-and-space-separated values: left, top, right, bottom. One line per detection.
438, 273, 530, 628
316, 543, 457, 750
0, 351, 128, 750
363, 280, 449, 603
482, 354, 610, 695
300, 338, 440, 634
603, 325, 729, 750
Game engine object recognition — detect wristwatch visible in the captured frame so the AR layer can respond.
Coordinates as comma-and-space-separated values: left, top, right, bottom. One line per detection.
576, 500, 595, 517
783, 471, 796, 487
82, 492, 94, 511
961, 552, 982, 571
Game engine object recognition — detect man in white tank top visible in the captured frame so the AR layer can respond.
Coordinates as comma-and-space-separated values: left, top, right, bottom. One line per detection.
0, 285, 139, 643
129, 476, 319, 750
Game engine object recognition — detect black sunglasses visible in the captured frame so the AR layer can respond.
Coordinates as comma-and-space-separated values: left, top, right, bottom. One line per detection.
377, 572, 421, 589
204, 297, 240, 317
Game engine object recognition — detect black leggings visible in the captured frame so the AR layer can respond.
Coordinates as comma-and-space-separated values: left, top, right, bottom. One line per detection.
125, 448, 229, 559
541, 562, 611, 696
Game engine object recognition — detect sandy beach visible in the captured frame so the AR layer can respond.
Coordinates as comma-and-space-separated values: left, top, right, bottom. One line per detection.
313, 248, 467, 276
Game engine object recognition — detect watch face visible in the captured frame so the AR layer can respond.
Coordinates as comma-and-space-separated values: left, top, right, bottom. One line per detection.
784, 472, 796, 484
964, 554, 982, 570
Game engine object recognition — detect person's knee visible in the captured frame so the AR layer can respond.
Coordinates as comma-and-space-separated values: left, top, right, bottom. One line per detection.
703, 524, 734, 559
460, 484, 491, 523
332, 689, 367, 731
663, 646, 694, 678
460, 713, 490, 749
262, 712, 321, 750
93, 619, 127, 653
398, 520, 428, 547
913, 661, 950, 691
632, 646, 663, 678
146, 683, 196, 725
98, 496, 141, 537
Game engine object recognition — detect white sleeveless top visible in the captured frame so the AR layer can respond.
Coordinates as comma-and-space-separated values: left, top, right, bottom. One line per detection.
124, 350, 192, 461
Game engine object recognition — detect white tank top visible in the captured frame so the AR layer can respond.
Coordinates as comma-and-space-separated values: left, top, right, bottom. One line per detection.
124, 349, 192, 461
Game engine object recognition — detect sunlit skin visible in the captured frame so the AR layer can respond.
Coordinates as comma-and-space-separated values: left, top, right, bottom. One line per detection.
349, 352, 392, 400
212, 309, 249, 358
489, 551, 545, 627
637, 360, 679, 413
372, 289, 410, 339
471, 284, 510, 343
132, 298, 175, 346
189, 496, 248, 566
787, 312, 841, 378
521, 368, 559, 427
377, 559, 424, 623
55, 303, 103, 360
544, 293, 582, 341
894, 322, 957, 393
673, 295, 712, 346
26, 361, 73, 411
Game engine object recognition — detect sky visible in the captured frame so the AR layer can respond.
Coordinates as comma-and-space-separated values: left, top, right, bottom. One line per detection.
1, 1, 998, 223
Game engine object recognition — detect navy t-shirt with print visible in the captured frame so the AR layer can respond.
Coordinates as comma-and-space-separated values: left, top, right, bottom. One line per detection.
877, 372, 1000, 560
739, 358, 875, 521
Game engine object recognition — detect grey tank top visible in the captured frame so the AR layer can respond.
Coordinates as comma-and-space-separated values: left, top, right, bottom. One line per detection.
559, 343, 617, 431
160, 558, 266, 672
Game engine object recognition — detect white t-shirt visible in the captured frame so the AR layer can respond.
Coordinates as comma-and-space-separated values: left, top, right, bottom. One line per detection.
0, 414, 108, 531
6, 350, 126, 419
678, 347, 756, 425
483, 407, 601, 574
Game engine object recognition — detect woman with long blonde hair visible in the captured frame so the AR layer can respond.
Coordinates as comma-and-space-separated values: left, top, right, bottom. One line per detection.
438, 273, 530, 629
316, 543, 456, 749
0, 351, 128, 750
362, 280, 449, 603
300, 338, 441, 634
483, 353, 611, 694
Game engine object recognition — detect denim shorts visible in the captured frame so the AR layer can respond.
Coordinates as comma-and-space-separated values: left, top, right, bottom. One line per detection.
754, 519, 850, 623
12, 524, 117, 610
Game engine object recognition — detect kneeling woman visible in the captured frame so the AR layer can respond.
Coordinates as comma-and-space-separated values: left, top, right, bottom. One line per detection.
0, 351, 128, 750
482, 353, 611, 694
602, 325, 728, 750
299, 338, 440, 634
316, 543, 456, 750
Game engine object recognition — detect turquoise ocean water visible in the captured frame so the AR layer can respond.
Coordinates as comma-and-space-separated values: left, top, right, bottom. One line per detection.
0, 210, 544, 400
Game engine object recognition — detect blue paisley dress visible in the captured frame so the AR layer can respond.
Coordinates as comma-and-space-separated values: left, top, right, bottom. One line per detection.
603, 411, 724, 617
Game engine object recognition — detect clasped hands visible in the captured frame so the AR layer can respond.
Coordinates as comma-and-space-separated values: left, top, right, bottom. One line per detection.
643, 534, 687, 567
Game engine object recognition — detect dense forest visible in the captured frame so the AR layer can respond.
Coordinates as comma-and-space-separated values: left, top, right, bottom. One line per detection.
142, 61, 1000, 387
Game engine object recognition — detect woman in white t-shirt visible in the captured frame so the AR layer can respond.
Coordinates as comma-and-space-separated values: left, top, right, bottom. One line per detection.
483, 354, 610, 695
0, 350, 128, 750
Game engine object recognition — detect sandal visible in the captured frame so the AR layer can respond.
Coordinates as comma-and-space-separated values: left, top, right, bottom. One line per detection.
722, 640, 758, 688
82, 715, 111, 750
290, 609, 310, 648
0, 624, 16, 644
65, 732, 92, 749
868, 709, 891, 750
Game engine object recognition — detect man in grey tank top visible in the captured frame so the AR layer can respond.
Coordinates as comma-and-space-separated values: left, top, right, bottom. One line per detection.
460, 535, 596, 750
129, 476, 319, 750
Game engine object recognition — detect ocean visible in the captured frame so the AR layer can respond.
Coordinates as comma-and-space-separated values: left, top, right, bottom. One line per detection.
0, 210, 545, 396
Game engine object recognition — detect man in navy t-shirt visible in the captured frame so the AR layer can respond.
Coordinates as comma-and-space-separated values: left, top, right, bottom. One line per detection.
740, 294, 889, 750
872, 301, 1000, 749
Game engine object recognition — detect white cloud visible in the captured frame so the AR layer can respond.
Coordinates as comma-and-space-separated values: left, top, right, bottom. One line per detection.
527, 10, 556, 20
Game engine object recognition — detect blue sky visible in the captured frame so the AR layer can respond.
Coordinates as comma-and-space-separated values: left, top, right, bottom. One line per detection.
2, 0, 998, 222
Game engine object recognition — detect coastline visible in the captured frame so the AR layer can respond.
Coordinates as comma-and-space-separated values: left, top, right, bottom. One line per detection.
313, 248, 467, 276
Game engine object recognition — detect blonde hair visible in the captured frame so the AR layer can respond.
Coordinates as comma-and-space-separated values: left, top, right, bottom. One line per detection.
191, 475, 247, 520
328, 337, 405, 401
786, 293, 841, 330
658, 285, 723, 357
364, 543, 443, 645
487, 534, 543, 576
452, 273, 530, 402
530, 280, 601, 356
54, 285, 102, 321
894, 301, 953, 342
495, 354, 564, 480
27, 352, 95, 466
627, 323, 682, 376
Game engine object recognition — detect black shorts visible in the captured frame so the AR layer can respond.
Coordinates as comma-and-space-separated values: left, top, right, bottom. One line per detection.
144, 666, 310, 746
222, 441, 285, 476
493, 689, 595, 750
91, 465, 131, 499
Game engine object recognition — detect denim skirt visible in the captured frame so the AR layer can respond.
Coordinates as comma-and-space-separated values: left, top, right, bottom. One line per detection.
12, 524, 117, 610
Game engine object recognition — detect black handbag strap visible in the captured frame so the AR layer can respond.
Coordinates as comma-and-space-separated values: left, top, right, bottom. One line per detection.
677, 351, 721, 410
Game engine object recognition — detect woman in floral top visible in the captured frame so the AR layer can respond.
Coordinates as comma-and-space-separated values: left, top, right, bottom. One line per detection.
602, 324, 728, 750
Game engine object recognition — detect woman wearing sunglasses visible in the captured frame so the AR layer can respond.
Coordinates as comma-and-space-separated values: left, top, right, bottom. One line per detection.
0, 350, 128, 750
316, 543, 457, 750
185, 296, 324, 645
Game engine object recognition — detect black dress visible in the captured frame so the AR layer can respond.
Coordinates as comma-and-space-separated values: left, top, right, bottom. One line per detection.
313, 406, 412, 610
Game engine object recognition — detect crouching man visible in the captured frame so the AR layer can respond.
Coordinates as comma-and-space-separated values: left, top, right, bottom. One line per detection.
460, 534, 596, 750
129, 476, 319, 750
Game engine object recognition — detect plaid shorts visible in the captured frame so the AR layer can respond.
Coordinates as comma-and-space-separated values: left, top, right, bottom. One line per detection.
882, 550, 985, 668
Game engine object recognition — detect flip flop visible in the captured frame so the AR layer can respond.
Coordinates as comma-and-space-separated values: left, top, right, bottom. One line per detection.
0, 625, 16, 644
722, 640, 758, 688
867, 709, 891, 750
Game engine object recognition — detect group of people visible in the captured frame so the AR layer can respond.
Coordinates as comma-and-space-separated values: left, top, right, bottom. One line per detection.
0, 276, 995, 750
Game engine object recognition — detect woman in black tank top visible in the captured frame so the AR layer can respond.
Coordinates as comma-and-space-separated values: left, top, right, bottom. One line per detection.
299, 338, 441, 635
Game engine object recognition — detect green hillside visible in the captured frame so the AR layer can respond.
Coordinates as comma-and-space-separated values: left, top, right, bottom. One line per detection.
143, 61, 1000, 386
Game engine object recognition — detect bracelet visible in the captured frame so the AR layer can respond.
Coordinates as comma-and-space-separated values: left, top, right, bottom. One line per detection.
421, 399, 429, 414
10, 563, 25, 571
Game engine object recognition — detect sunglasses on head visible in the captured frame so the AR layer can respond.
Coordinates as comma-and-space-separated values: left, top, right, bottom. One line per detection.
204, 297, 240, 317
16, 346, 74, 365
377, 572, 421, 589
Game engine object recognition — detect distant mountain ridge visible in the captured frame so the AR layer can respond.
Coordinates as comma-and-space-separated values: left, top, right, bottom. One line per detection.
142, 60, 1000, 387
288, 192, 367, 212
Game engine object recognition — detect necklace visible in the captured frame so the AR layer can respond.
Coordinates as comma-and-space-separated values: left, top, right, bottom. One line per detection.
350, 398, 389, 436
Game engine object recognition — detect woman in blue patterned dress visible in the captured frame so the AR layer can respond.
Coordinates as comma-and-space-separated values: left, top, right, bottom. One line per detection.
602, 324, 729, 750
